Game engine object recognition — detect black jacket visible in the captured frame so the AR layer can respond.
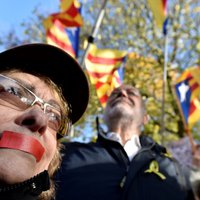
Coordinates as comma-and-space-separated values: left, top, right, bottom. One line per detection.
0, 170, 50, 200
55, 132, 195, 200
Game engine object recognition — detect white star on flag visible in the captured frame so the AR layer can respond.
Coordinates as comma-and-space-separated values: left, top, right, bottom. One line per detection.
178, 82, 189, 102
67, 27, 77, 36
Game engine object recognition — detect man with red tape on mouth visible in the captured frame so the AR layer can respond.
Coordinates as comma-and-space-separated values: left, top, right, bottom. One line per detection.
0, 43, 89, 200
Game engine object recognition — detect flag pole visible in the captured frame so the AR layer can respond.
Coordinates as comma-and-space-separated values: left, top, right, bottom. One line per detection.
80, 0, 108, 67
160, 1, 168, 143
160, 32, 168, 143
186, 129, 197, 154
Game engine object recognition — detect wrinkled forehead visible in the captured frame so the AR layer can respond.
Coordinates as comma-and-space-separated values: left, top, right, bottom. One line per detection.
112, 85, 141, 95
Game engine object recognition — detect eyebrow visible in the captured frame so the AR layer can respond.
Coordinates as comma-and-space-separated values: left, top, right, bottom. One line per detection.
128, 88, 140, 94
14, 78, 62, 110
14, 78, 35, 91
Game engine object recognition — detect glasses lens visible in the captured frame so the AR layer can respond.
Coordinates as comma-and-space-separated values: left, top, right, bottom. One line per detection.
58, 116, 71, 137
0, 75, 69, 137
44, 104, 62, 132
0, 77, 34, 110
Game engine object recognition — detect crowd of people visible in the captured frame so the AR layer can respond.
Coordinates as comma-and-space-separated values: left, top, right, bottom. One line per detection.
0, 43, 198, 200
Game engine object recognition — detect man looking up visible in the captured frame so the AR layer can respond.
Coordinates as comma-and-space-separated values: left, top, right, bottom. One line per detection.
56, 84, 195, 200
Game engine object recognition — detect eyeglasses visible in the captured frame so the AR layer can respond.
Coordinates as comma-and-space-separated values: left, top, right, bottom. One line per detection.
0, 74, 70, 137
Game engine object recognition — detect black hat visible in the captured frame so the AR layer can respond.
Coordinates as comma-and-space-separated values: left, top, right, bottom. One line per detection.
0, 43, 89, 124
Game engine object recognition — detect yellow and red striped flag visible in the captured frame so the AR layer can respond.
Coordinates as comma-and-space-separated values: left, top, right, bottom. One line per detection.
148, 0, 167, 30
59, 0, 83, 26
174, 66, 200, 129
45, 10, 83, 28
85, 44, 127, 107
43, 0, 82, 57
60, 0, 80, 12
43, 17, 76, 58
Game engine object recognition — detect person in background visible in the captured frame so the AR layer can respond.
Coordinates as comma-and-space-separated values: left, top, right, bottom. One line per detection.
0, 43, 89, 200
168, 135, 200, 200
55, 84, 195, 200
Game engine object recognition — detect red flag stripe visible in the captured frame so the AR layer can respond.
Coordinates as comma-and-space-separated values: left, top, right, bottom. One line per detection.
87, 53, 125, 65
95, 81, 104, 89
47, 30, 75, 55
190, 82, 200, 91
95, 76, 121, 95
189, 101, 196, 115
51, 16, 81, 27
87, 72, 111, 79
87, 69, 116, 78
186, 74, 192, 79
162, 0, 167, 15
66, 4, 80, 17
88, 73, 121, 84
100, 95, 108, 104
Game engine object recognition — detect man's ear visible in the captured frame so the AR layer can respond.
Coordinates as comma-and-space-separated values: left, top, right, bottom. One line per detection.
143, 114, 149, 125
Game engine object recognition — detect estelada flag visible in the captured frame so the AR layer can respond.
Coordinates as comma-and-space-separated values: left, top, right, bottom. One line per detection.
174, 66, 200, 129
85, 44, 127, 107
59, 0, 83, 26
43, 17, 76, 58
43, 0, 82, 58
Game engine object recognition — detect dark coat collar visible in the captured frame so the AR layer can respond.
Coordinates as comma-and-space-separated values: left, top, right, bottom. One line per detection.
0, 170, 50, 200
97, 127, 167, 154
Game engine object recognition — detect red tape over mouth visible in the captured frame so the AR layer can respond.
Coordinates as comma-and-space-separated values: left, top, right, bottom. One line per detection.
0, 131, 45, 162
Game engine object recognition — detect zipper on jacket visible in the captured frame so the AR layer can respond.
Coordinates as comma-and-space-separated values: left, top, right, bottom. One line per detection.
120, 175, 127, 188
120, 165, 130, 188
119, 143, 156, 189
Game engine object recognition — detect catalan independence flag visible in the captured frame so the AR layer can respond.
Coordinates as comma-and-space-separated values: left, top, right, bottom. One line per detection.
65, 27, 80, 57
148, 0, 167, 30
85, 44, 127, 107
60, 0, 81, 15
43, 0, 82, 58
43, 18, 76, 58
174, 66, 200, 129
49, 0, 83, 27
46, 11, 83, 28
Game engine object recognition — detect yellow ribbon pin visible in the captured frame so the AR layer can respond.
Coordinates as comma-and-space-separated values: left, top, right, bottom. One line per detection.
163, 150, 173, 158
145, 160, 166, 180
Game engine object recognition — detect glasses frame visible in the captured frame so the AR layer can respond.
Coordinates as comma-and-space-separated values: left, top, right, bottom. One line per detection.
0, 74, 70, 137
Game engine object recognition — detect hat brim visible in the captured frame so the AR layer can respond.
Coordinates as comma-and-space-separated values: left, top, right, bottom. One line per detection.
0, 43, 89, 124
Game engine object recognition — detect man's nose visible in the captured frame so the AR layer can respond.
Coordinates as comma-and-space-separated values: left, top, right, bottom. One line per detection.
15, 106, 48, 135
118, 89, 128, 97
